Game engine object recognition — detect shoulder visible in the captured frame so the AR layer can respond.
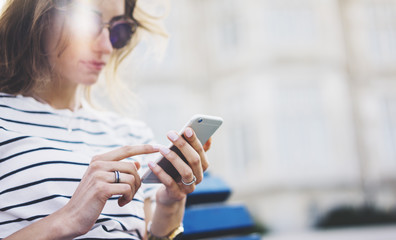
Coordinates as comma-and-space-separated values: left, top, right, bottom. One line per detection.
0, 92, 55, 114
0, 92, 56, 129
0, 93, 29, 109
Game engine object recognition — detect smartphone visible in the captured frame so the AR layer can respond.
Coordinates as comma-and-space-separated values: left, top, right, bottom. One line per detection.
141, 114, 223, 184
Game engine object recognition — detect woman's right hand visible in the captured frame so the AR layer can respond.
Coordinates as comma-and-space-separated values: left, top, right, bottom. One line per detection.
58, 145, 158, 238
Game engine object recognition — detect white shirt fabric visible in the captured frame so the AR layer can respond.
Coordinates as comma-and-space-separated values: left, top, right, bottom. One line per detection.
0, 93, 159, 239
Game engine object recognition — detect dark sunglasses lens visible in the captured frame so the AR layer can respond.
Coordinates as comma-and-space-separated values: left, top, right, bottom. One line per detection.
110, 22, 134, 49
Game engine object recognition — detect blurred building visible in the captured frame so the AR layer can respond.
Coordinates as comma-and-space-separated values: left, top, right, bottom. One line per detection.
129, 0, 396, 234
0, 0, 395, 235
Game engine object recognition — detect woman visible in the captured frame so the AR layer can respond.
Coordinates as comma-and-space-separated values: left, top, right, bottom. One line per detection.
0, 0, 210, 239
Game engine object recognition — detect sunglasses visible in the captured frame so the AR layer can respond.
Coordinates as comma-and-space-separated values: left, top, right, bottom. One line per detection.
93, 15, 138, 49
56, 3, 138, 49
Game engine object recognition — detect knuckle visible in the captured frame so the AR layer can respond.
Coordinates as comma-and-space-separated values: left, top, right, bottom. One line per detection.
89, 161, 101, 171
190, 155, 201, 166
175, 193, 185, 201
175, 139, 187, 149
181, 171, 193, 181
91, 155, 101, 162
121, 145, 134, 154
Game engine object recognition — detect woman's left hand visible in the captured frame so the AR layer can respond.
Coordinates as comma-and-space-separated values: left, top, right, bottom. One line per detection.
148, 127, 210, 205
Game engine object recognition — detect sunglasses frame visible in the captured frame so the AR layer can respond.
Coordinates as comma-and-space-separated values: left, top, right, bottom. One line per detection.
96, 15, 139, 49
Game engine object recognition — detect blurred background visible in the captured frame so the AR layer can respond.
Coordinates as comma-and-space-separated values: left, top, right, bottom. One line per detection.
128, 0, 396, 238
2, 0, 396, 238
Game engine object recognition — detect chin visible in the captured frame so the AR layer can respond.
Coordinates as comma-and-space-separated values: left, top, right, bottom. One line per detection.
80, 75, 100, 86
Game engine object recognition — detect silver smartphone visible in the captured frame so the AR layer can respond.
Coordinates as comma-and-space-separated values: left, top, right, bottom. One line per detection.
141, 114, 223, 184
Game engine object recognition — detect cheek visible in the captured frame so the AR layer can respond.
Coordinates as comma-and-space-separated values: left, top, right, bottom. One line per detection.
51, 48, 84, 81
54, 37, 92, 70
47, 19, 93, 64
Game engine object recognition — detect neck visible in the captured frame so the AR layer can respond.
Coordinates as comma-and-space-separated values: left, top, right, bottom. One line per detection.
32, 81, 82, 111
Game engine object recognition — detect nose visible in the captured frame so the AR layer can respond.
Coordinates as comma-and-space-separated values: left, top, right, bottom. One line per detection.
92, 28, 113, 54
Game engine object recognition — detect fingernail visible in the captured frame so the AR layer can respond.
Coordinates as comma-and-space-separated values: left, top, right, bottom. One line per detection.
185, 128, 193, 138
148, 161, 157, 168
167, 131, 179, 141
160, 147, 171, 155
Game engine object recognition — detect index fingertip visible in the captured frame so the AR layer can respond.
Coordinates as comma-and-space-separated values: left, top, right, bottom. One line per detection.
151, 144, 161, 151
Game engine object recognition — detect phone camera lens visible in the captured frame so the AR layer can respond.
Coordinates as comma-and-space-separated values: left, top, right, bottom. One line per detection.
198, 118, 203, 123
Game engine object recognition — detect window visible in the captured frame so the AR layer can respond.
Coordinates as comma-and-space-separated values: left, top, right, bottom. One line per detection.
382, 97, 396, 164
367, 2, 396, 66
264, 0, 318, 48
275, 81, 330, 172
211, 0, 242, 59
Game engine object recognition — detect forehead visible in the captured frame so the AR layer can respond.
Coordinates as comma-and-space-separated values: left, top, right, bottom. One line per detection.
89, 0, 125, 20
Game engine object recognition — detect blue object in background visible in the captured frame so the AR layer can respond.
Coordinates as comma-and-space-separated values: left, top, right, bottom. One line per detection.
183, 173, 261, 239
186, 173, 231, 206
183, 204, 255, 238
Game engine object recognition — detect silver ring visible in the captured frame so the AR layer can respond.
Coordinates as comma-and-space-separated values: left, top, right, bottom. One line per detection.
181, 175, 196, 186
114, 171, 120, 183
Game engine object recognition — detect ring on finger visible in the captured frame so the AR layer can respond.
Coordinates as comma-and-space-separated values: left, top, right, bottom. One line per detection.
181, 175, 196, 186
114, 170, 120, 183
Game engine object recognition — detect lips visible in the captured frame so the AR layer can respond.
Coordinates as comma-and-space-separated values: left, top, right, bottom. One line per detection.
81, 60, 106, 71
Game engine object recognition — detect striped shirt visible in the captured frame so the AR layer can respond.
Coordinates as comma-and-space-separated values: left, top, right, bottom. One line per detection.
0, 93, 159, 239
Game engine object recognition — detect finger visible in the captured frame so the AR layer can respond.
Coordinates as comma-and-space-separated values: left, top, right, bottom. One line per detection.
166, 131, 203, 183
183, 127, 209, 173
159, 146, 198, 185
117, 174, 138, 207
107, 162, 142, 192
105, 171, 140, 207
90, 161, 140, 183
116, 161, 141, 191
91, 145, 159, 162
104, 171, 138, 187
107, 183, 136, 207
148, 161, 193, 200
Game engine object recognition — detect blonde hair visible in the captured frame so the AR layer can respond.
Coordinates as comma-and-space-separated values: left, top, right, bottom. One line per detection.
96, 0, 169, 114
